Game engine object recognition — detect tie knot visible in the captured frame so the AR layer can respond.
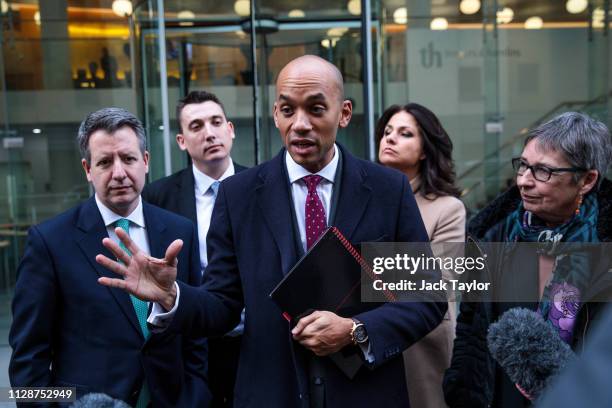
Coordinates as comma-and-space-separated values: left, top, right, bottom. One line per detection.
115, 218, 130, 234
209, 180, 220, 197
302, 175, 323, 193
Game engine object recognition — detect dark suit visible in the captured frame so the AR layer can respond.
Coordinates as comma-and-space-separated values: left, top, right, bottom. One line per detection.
169, 145, 446, 407
142, 161, 247, 407
9, 197, 211, 408
142, 162, 247, 223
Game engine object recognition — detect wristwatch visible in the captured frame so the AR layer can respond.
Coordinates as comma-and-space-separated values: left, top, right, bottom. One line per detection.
350, 318, 368, 345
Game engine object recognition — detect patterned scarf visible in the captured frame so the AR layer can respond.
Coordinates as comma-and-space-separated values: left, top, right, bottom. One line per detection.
503, 193, 599, 344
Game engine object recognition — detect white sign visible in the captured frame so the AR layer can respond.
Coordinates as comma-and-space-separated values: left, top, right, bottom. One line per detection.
3, 137, 24, 149
485, 122, 504, 134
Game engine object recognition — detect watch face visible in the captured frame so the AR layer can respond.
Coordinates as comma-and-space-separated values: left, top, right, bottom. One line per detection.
354, 325, 368, 343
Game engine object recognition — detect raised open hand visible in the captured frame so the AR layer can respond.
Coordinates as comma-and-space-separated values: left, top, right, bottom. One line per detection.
96, 227, 181, 310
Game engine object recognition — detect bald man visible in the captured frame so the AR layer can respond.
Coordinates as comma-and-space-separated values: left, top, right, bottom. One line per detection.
97, 55, 445, 407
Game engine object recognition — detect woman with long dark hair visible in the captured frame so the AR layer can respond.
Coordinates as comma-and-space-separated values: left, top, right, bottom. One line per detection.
377, 103, 466, 408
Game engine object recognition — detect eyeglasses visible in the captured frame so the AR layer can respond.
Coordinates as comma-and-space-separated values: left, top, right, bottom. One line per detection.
511, 158, 585, 182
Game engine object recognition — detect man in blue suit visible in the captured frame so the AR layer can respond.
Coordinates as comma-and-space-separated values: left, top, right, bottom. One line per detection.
98, 56, 446, 407
9, 108, 211, 407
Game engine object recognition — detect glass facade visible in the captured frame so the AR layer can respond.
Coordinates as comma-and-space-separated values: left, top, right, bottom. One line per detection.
0, 0, 610, 386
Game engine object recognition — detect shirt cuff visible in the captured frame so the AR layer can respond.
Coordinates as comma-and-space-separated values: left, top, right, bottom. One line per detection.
359, 341, 375, 364
147, 281, 180, 332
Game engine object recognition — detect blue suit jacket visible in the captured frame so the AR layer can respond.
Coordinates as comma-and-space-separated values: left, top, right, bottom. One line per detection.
171, 146, 446, 407
9, 197, 211, 407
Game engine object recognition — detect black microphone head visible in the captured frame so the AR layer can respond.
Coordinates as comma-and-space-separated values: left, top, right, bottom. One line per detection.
487, 307, 576, 399
71, 393, 132, 408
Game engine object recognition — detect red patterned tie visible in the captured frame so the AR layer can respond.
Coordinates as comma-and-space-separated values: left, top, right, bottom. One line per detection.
303, 175, 327, 249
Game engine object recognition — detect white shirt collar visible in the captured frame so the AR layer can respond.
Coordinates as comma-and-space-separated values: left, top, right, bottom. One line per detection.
285, 144, 339, 184
193, 159, 235, 196
95, 194, 146, 228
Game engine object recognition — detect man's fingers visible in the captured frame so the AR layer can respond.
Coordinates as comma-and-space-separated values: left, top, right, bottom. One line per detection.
115, 227, 142, 256
292, 311, 320, 336
101, 237, 131, 265
298, 337, 318, 348
98, 276, 130, 290
96, 254, 128, 277
298, 340, 329, 356
164, 239, 183, 266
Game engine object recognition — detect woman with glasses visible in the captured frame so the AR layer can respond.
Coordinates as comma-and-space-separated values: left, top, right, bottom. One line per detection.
377, 103, 466, 408
444, 112, 612, 408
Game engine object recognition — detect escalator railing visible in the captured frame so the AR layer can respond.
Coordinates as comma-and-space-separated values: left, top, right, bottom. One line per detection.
458, 91, 611, 212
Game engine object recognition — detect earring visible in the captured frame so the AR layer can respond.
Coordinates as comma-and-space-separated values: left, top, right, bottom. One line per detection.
575, 194, 583, 216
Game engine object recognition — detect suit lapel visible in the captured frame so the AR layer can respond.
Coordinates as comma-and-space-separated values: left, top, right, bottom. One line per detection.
143, 202, 168, 259
177, 168, 198, 224
75, 197, 143, 338
332, 146, 373, 242
255, 151, 299, 276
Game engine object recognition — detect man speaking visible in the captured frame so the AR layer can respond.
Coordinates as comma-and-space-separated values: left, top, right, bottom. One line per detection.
98, 56, 445, 407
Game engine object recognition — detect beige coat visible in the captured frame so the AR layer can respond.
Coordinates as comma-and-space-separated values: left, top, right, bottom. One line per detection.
404, 177, 466, 408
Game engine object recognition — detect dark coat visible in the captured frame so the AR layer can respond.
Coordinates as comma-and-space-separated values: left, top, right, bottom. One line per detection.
9, 198, 211, 408
443, 179, 612, 408
538, 304, 612, 408
168, 145, 447, 407
142, 162, 248, 225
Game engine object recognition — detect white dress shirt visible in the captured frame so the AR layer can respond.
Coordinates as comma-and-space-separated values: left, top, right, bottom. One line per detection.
286, 145, 373, 362
285, 145, 338, 252
95, 194, 151, 257
193, 160, 235, 271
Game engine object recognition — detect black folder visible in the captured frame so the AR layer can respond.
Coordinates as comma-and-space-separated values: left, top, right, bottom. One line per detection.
269, 227, 364, 322
269, 227, 368, 379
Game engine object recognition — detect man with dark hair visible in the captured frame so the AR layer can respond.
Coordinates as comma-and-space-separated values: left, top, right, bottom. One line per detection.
9, 107, 211, 408
98, 56, 445, 407
143, 91, 246, 408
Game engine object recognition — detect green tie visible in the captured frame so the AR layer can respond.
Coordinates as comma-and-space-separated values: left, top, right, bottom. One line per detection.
115, 218, 150, 408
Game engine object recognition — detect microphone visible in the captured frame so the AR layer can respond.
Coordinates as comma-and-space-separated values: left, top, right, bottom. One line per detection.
487, 307, 576, 400
71, 393, 131, 408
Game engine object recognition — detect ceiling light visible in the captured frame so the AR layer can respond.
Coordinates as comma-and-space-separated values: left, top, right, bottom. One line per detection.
234, 0, 250, 17
34, 10, 41, 25
327, 27, 349, 37
566, 0, 588, 14
112, 0, 132, 17
496, 7, 513, 24
430, 17, 448, 30
593, 7, 605, 20
177, 10, 195, 26
393, 7, 408, 24
32, 128, 41, 134
288, 9, 305, 18
178, 10, 195, 19
524, 16, 543, 30
1, 0, 8, 14
592, 7, 605, 28
321, 38, 338, 48
459, 0, 480, 15
348, 0, 361, 15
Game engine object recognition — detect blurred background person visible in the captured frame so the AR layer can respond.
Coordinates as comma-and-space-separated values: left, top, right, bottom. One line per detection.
377, 102, 466, 408
443, 111, 612, 408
